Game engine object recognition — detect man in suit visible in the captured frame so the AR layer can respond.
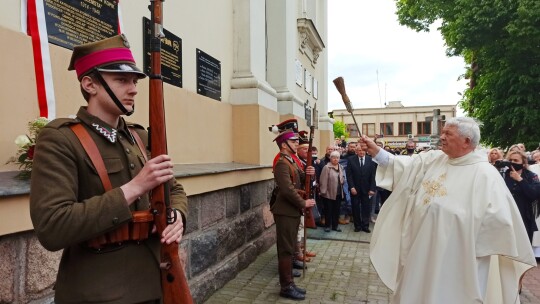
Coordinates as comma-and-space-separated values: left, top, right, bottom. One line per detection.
346, 145, 377, 232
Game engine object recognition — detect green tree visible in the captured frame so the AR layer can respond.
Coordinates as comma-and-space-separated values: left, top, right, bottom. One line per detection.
395, 0, 540, 149
333, 120, 349, 139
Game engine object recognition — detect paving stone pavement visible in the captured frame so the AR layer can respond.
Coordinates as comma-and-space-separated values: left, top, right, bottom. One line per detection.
204, 222, 540, 304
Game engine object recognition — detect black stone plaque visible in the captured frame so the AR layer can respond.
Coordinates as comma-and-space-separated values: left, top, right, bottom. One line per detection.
196, 49, 221, 101
43, 0, 118, 49
143, 17, 182, 88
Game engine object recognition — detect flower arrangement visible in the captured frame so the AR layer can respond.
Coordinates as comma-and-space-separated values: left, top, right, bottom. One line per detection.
6, 117, 49, 179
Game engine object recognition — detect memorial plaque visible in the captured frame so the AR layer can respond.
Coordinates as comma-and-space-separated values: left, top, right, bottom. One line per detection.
143, 17, 182, 88
196, 49, 221, 101
43, 0, 118, 49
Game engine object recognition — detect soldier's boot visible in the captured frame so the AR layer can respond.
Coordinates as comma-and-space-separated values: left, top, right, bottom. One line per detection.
278, 257, 305, 301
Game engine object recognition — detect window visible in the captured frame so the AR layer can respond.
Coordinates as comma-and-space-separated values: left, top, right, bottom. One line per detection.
398, 122, 412, 135
380, 123, 393, 136
347, 124, 359, 137
417, 122, 431, 135
362, 123, 375, 136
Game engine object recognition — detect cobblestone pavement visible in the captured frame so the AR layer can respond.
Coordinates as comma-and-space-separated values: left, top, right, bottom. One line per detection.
205, 222, 540, 303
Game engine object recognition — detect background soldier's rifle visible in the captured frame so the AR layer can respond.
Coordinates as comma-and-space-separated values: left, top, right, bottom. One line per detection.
302, 125, 315, 277
148, 1, 193, 303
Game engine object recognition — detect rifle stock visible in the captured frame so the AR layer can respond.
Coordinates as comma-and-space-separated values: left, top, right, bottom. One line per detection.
149, 1, 193, 303
303, 125, 316, 229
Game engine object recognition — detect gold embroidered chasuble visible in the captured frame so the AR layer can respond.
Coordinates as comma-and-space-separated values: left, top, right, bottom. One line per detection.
371, 149, 535, 304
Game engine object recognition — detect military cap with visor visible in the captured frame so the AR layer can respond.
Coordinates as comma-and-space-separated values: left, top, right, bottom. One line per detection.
68, 34, 146, 80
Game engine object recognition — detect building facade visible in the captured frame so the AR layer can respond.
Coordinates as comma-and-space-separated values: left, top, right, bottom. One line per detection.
0, 1, 331, 303
331, 101, 457, 148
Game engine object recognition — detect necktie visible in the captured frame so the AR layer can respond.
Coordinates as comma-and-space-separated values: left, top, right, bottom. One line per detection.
360, 157, 364, 167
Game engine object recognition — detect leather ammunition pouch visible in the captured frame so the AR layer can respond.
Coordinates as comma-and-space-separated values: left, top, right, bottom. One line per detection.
86, 210, 154, 250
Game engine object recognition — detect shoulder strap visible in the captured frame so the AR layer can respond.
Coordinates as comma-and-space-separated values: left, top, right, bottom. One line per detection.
69, 124, 112, 191
128, 127, 148, 162
283, 158, 297, 184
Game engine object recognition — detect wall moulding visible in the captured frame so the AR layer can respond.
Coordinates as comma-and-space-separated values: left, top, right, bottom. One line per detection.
297, 18, 325, 65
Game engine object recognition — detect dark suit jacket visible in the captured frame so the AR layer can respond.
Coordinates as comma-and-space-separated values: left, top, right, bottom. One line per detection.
345, 154, 377, 195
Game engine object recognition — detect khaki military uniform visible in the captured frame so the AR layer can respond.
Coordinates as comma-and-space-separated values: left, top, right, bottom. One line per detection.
272, 153, 305, 258
30, 107, 188, 304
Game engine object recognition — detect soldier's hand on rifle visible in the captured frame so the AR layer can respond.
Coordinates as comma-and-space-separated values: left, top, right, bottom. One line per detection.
160, 209, 185, 244
305, 165, 315, 176
120, 154, 175, 205
305, 198, 315, 208
359, 135, 380, 157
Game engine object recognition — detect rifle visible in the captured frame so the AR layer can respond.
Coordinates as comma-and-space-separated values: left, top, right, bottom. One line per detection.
302, 125, 315, 277
148, 1, 193, 303
303, 127, 316, 231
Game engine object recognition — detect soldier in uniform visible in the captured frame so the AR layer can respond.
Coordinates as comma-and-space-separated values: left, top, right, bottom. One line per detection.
29, 35, 188, 304
271, 126, 316, 300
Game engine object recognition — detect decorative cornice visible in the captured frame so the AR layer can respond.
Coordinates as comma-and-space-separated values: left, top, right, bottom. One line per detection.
297, 18, 325, 64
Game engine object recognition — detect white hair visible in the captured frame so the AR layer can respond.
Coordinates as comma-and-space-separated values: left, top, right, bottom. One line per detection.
330, 151, 341, 158
445, 117, 481, 148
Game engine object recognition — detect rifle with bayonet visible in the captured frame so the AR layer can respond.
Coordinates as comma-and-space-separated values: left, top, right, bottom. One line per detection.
148, 0, 193, 303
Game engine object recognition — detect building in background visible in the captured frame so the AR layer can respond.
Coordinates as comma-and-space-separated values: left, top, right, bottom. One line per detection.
331, 101, 456, 149
0, 1, 330, 303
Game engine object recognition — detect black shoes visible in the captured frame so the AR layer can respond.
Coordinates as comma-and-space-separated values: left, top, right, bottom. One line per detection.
354, 228, 361, 232
362, 227, 371, 233
292, 284, 306, 294
280, 285, 305, 300
332, 228, 342, 232
324, 227, 331, 232
293, 260, 305, 269
293, 269, 301, 277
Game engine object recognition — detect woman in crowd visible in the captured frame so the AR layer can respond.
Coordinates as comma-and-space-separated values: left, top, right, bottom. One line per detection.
319, 151, 344, 232
504, 150, 540, 243
488, 148, 504, 165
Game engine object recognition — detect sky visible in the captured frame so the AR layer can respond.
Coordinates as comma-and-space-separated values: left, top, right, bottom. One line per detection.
327, 0, 468, 115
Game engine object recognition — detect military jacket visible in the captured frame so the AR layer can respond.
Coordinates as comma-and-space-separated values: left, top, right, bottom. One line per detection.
29, 107, 188, 304
271, 152, 305, 217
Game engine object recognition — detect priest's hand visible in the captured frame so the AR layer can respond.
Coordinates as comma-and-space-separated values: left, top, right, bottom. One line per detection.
359, 135, 380, 157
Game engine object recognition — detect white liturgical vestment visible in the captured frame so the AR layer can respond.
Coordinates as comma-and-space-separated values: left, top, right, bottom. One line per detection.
371, 149, 536, 304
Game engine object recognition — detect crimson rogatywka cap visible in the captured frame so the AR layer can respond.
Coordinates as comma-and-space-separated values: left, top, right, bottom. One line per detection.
68, 34, 146, 80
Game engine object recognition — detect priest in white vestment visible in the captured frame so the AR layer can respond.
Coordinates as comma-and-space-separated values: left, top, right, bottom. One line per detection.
361, 117, 536, 304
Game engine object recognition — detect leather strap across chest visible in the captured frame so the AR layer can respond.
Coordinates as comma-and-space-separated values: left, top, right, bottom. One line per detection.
69, 123, 147, 191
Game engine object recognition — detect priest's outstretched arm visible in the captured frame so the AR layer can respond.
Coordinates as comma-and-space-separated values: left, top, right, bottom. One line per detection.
359, 135, 414, 191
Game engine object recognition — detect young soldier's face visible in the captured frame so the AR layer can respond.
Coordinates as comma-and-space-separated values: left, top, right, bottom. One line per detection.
93, 72, 139, 114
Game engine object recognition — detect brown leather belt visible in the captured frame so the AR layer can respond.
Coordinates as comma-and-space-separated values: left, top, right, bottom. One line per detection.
86, 210, 155, 252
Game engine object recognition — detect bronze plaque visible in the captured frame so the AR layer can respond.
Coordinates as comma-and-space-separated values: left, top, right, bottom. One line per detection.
196, 49, 221, 101
43, 0, 118, 49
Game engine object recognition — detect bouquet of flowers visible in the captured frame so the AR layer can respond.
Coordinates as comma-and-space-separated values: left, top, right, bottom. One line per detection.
6, 117, 49, 179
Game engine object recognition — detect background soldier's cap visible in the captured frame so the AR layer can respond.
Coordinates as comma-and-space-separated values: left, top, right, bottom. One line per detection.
298, 130, 309, 147
269, 119, 298, 134
68, 34, 146, 80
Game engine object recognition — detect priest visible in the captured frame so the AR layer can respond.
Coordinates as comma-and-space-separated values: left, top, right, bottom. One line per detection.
360, 117, 535, 304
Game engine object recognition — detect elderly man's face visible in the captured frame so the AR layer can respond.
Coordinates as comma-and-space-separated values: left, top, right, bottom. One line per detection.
297, 146, 309, 159
440, 125, 469, 158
